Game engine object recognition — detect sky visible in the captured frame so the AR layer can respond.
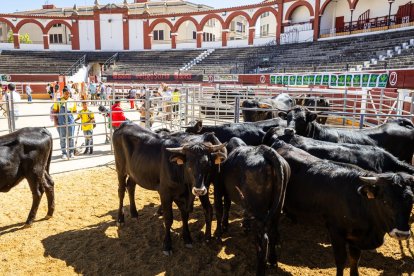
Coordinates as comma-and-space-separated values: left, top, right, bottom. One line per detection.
0, 0, 257, 13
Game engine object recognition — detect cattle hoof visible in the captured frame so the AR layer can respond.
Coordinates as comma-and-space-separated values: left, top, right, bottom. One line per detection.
185, 243, 193, 249
44, 215, 53, 220
163, 250, 173, 256
116, 221, 125, 228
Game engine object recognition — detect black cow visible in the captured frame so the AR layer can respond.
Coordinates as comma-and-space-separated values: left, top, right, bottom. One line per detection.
185, 118, 286, 146
264, 127, 414, 175
281, 106, 414, 163
296, 95, 330, 124
113, 123, 226, 255
242, 93, 295, 122
214, 137, 290, 275
266, 136, 413, 276
0, 127, 54, 227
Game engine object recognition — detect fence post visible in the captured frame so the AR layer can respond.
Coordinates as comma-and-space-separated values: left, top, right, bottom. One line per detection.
342, 88, 348, 126
379, 88, 384, 122
145, 88, 150, 129
410, 90, 414, 116
184, 87, 189, 125
234, 96, 240, 123
396, 89, 405, 116
64, 101, 70, 158
9, 90, 16, 132
359, 89, 367, 129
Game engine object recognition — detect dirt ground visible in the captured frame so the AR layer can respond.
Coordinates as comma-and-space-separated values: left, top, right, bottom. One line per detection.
1, 165, 413, 276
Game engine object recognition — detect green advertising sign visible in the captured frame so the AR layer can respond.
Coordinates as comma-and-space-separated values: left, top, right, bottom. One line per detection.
345, 75, 352, 87
276, 75, 283, 85
315, 75, 323, 85
330, 75, 338, 86
337, 75, 346, 87
353, 74, 361, 87
269, 73, 388, 88
362, 74, 370, 87
322, 75, 330, 86
378, 73, 388, 88
369, 74, 379, 87
308, 75, 315, 85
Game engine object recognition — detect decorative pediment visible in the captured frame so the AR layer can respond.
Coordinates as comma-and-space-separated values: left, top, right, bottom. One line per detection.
100, 3, 125, 10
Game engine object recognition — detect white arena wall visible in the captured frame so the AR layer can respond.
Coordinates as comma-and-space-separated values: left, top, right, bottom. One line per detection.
100, 14, 124, 51
79, 20, 96, 51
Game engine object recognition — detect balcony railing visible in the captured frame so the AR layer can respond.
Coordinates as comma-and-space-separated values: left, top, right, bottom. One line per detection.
321, 14, 414, 38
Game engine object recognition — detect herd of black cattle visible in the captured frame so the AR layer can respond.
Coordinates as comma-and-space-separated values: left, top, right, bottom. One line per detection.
1, 96, 414, 276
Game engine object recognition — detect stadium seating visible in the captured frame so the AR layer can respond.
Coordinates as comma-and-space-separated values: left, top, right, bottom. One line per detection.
0, 28, 413, 76
0, 50, 115, 75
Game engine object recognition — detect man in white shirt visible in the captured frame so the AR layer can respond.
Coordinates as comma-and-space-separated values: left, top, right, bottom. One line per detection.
2, 83, 21, 119
25, 84, 32, 103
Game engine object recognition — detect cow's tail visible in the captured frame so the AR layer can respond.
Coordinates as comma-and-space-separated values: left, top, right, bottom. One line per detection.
259, 145, 290, 262
261, 146, 289, 225
42, 128, 53, 174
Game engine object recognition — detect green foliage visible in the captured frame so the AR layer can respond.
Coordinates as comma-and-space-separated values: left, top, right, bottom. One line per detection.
7, 30, 32, 44
20, 33, 32, 44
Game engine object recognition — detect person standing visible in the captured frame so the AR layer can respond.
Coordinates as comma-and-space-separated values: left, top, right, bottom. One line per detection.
99, 82, 106, 105
25, 84, 33, 103
2, 83, 21, 120
54, 81, 60, 100
75, 102, 95, 155
163, 86, 173, 120
53, 87, 77, 159
89, 82, 97, 105
128, 85, 137, 109
111, 97, 127, 130
172, 88, 180, 113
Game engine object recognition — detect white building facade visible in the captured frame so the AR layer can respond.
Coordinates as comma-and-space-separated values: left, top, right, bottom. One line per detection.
0, 0, 412, 51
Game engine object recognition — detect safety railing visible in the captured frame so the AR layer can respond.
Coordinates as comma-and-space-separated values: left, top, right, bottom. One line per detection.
1, 84, 413, 163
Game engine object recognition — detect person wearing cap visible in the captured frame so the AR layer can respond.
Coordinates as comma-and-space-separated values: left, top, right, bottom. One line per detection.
128, 85, 137, 109
53, 87, 77, 159
111, 97, 127, 130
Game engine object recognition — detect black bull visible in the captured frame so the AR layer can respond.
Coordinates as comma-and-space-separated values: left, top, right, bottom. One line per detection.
113, 123, 227, 255
264, 127, 414, 176
282, 106, 414, 163
214, 137, 290, 275
266, 136, 413, 276
185, 118, 286, 146
0, 127, 55, 227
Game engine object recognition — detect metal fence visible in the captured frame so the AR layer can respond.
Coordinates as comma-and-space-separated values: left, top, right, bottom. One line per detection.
1, 83, 413, 161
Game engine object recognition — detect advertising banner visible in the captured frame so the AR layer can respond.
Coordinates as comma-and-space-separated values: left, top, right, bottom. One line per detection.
270, 73, 389, 88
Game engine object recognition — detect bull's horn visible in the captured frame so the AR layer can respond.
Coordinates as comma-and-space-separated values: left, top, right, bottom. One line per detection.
207, 143, 227, 152
258, 103, 272, 109
359, 176, 378, 184
166, 147, 185, 154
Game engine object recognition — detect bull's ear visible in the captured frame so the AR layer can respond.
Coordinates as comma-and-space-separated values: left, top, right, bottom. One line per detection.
358, 176, 379, 199
357, 185, 378, 199
278, 112, 287, 120
306, 111, 318, 122
169, 155, 186, 165
194, 121, 203, 133
212, 152, 227, 165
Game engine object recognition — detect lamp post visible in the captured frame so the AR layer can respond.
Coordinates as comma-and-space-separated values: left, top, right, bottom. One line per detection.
388, 0, 395, 29
349, 8, 354, 34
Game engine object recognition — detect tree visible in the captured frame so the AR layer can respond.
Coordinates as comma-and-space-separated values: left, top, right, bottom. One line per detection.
7, 30, 33, 44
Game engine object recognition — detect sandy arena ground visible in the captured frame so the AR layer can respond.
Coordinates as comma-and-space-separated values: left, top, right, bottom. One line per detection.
0, 164, 413, 276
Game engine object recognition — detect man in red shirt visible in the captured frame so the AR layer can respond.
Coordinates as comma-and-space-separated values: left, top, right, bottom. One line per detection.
111, 97, 127, 130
